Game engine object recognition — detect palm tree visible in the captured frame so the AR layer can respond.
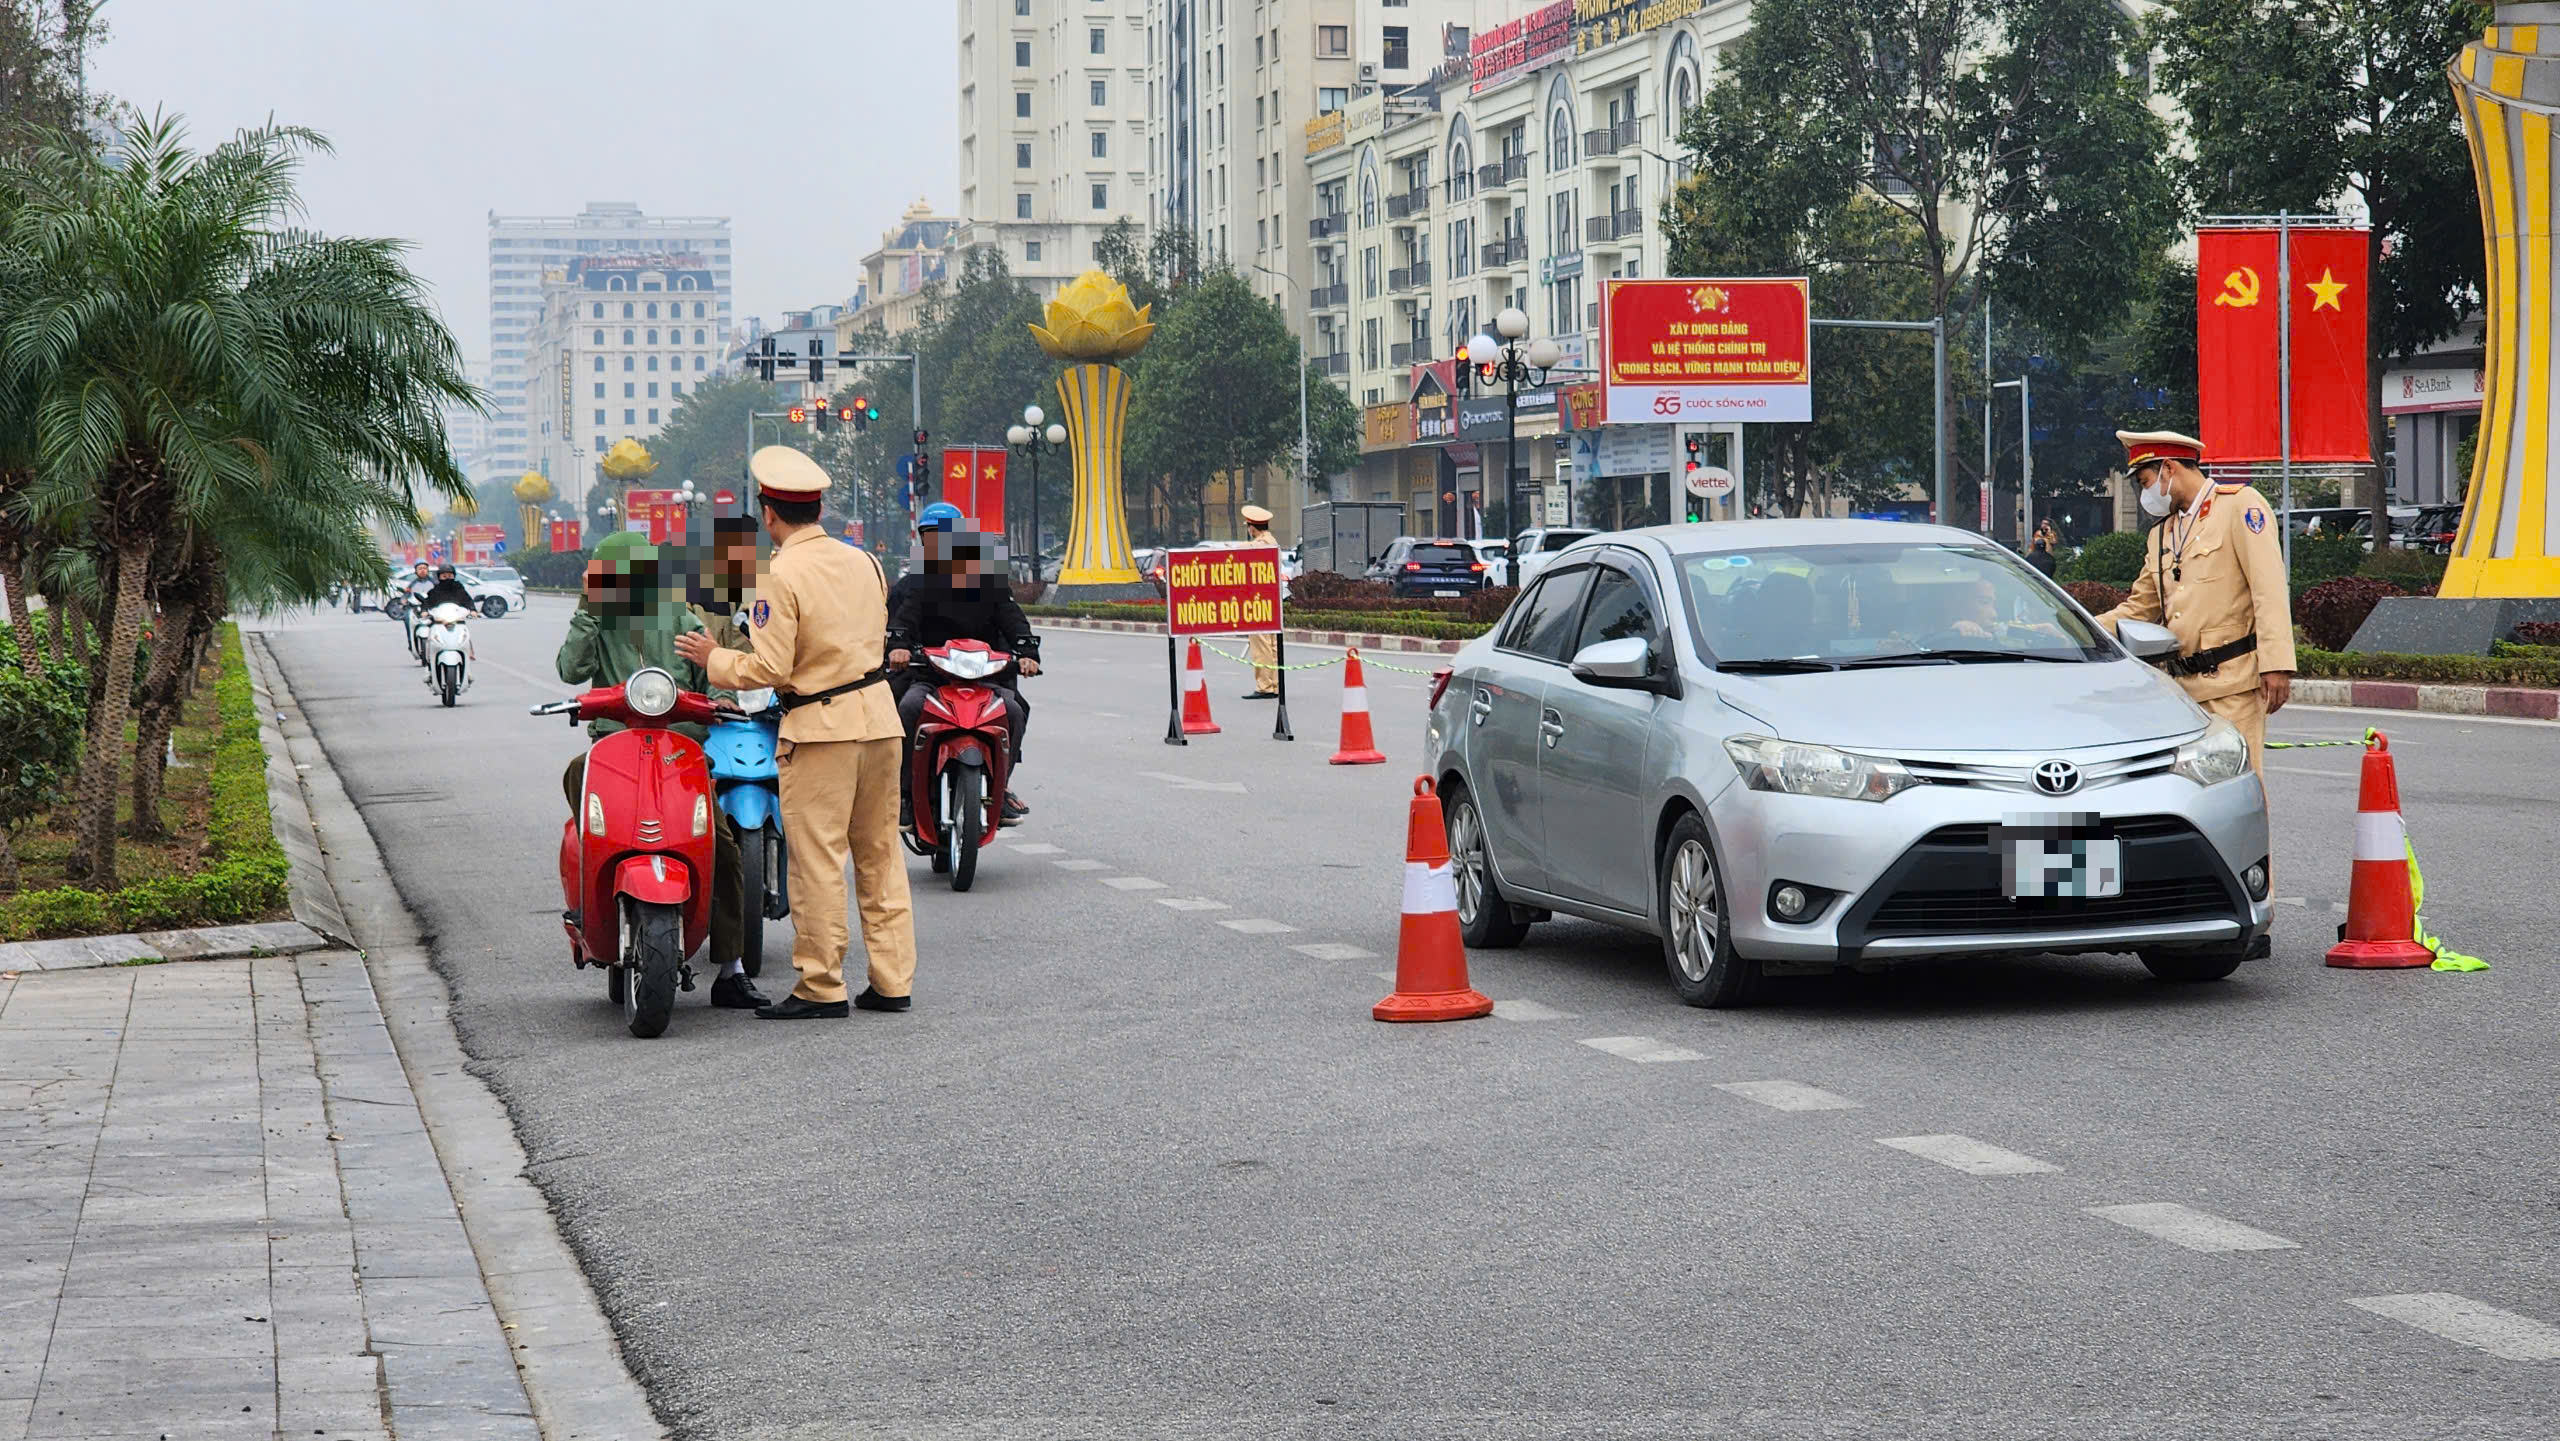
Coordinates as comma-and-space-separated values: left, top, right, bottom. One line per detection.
0, 117, 476, 886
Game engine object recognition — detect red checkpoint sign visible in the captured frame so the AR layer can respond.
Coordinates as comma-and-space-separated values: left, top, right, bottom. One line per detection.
1164, 544, 1284, 637
1600, 277, 1812, 425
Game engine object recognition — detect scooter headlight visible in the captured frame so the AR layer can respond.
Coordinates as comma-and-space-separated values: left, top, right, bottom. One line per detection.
625, 668, 678, 718
585, 791, 606, 836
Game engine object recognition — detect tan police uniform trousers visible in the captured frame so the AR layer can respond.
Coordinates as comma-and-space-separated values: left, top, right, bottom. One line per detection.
772, 737, 910, 1003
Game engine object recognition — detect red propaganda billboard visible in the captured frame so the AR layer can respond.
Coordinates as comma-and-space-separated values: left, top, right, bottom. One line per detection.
1599, 278, 1813, 425
622, 488, 674, 540
1164, 543, 1284, 637
548, 518, 583, 553
2196, 226, 2372, 464
1469, 0, 1571, 93
938, 447, 1009, 535
457, 523, 506, 564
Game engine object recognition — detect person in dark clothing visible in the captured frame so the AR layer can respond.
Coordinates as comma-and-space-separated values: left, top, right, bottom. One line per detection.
420, 564, 476, 613
886, 504, 1040, 822
2023, 538, 2058, 577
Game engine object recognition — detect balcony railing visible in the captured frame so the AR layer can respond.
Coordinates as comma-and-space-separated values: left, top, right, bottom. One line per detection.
1480, 154, 1527, 188
1614, 208, 1643, 240
1386, 186, 1430, 219
1316, 352, 1350, 376
1582, 127, 1621, 157
1389, 341, 1420, 365
1309, 213, 1344, 239
1475, 162, 1506, 192
1585, 215, 1618, 246
1586, 302, 1601, 330
1312, 281, 1349, 308
1387, 261, 1432, 292
1479, 237, 1524, 268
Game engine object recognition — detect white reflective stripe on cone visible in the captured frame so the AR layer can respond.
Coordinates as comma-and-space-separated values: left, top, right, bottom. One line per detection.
2354, 810, 2407, 863
1342, 686, 1369, 712
1402, 860, 1457, 915
1186, 666, 1206, 691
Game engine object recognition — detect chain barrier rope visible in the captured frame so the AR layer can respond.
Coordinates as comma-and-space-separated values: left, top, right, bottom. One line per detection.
1189, 639, 1454, 676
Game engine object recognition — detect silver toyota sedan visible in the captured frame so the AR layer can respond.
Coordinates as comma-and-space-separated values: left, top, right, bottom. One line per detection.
1423, 520, 2273, 1007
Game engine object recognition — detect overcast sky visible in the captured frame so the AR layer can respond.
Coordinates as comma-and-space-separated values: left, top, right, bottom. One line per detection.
88, 0, 957, 369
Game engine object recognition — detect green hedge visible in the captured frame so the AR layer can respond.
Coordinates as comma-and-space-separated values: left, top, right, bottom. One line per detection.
2294, 646, 2560, 688
0, 624, 289, 941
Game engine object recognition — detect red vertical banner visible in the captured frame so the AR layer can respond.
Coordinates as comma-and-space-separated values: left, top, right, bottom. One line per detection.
971, 448, 1007, 538
2196, 228, 2282, 461
2284, 228, 2373, 463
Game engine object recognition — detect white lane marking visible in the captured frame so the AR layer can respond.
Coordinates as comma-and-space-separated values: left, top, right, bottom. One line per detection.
1218, 918, 1298, 935
1135, 770, 1249, 795
1291, 942, 1375, 960
1100, 876, 1168, 891
1011, 843, 1066, 856
2345, 1294, 2560, 1361
1372, 971, 1396, 982
1579, 1035, 1703, 1064
1716, 1080, 1860, 1112
1156, 896, 1231, 912
2266, 764, 2351, 777
2084, 1203, 2299, 1253
1876, 1134, 2060, 1176
2274, 897, 2309, 908
1054, 859, 1110, 872
1492, 998, 1577, 1022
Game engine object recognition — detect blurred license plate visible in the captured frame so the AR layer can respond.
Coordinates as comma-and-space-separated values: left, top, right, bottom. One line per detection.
1433, 588, 1460, 597
1995, 820, 2122, 899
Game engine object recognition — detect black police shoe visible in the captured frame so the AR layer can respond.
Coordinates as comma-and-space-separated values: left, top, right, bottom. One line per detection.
756, 994, 849, 1020
709, 973, 769, 1010
854, 987, 912, 1013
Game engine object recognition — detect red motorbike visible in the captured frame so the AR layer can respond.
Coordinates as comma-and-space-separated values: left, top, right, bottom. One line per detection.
531, 667, 719, 1038
900, 639, 1016, 892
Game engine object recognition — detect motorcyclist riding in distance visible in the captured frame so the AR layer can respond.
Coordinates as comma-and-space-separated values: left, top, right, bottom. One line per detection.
887, 502, 1040, 824
420, 563, 475, 614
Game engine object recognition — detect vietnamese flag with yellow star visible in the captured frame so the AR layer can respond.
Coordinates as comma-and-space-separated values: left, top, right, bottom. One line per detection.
2195, 227, 2371, 464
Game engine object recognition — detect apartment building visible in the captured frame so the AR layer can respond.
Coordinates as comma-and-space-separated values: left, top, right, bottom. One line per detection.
843, 199, 962, 340
485, 202, 732, 485
957, 0, 1154, 298
523, 253, 729, 503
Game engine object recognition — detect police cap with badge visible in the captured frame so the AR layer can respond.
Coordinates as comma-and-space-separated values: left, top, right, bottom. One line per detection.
748, 445, 830, 507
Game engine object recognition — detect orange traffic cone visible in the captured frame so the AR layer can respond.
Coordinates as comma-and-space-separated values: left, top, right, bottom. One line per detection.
1374, 777, 1494, 1023
1328, 648, 1386, 766
2326, 730, 2434, 969
1181, 640, 1221, 735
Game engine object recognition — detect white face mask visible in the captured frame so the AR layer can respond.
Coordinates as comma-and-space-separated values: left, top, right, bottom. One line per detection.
2139, 482, 2175, 518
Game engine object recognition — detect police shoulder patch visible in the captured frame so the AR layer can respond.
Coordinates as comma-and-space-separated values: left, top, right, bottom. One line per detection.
2244, 506, 2266, 533
752, 598, 772, 628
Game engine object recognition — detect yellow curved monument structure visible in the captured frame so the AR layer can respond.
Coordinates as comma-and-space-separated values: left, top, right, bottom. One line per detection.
1029, 270, 1153, 585
2444, 11, 2560, 598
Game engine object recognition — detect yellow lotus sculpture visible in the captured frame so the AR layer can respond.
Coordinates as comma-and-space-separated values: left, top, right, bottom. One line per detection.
513, 472, 554, 504
1031, 270, 1152, 585
1029, 270, 1155, 362
598, 438, 658, 482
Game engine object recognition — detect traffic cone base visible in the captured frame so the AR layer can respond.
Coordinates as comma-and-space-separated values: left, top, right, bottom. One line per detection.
1374, 778, 1493, 1023
1180, 639, 1220, 735
2325, 732, 2434, 970
1329, 647, 1386, 766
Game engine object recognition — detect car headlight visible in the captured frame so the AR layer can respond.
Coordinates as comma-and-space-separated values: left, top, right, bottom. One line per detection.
2172, 718, 2249, 786
1723, 735, 1917, 802
625, 668, 678, 717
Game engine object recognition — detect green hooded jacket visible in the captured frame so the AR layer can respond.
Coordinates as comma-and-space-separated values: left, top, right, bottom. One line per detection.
554, 530, 728, 739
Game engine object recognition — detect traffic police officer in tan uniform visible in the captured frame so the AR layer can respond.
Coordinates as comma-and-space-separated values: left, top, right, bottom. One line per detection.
1240, 504, 1281, 698
2095, 430, 2295, 770
674, 446, 916, 1019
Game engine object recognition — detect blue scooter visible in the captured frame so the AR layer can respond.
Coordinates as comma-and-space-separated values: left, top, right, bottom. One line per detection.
704, 688, 789, 976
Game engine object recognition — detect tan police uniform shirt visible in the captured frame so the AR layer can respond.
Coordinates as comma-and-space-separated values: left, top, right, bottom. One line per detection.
704, 527, 901, 743
2097, 482, 2297, 704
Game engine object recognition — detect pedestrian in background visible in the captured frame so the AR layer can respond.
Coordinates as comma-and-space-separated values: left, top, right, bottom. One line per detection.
2094, 430, 2294, 770
2024, 528, 2058, 578
674, 447, 913, 1019
1240, 504, 1281, 699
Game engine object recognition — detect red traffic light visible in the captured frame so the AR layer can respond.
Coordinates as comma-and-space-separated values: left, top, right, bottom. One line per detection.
836, 406, 855, 421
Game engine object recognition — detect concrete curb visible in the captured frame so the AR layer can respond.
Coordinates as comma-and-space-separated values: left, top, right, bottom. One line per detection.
0, 918, 329, 974
2293, 676, 2560, 721
1034, 613, 1470, 654
246, 631, 667, 1440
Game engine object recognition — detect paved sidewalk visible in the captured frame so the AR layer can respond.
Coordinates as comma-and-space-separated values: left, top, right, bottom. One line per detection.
1, 953, 536, 1440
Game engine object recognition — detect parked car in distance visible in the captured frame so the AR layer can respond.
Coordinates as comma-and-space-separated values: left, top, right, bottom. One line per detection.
1425, 519, 2271, 1008
1509, 527, 1600, 589
1369, 537, 1491, 596
1475, 539, 1512, 586
2410, 503, 2463, 555
457, 565, 526, 618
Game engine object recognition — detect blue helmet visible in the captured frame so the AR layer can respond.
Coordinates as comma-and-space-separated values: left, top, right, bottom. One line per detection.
915, 502, 966, 533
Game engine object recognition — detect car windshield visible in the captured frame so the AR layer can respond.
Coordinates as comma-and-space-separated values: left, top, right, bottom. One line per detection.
1532, 529, 1595, 553
1679, 542, 2113, 667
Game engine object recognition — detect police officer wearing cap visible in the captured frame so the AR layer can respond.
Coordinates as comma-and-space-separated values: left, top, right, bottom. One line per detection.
673, 446, 915, 1019
2094, 430, 2295, 771
1240, 504, 1282, 698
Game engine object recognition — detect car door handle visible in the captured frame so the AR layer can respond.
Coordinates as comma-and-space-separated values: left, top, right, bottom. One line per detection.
1539, 708, 1564, 747
1470, 687, 1493, 725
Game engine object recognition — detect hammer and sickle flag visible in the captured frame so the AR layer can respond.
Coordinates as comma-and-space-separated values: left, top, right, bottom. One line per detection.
2213, 267, 2262, 308
2197, 226, 2371, 464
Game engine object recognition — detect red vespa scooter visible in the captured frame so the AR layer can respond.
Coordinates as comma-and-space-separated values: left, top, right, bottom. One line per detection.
531, 666, 719, 1038
899, 639, 1015, 893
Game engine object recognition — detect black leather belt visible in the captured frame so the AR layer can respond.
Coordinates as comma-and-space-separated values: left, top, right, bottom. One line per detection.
778, 667, 888, 710
2167, 633, 2257, 677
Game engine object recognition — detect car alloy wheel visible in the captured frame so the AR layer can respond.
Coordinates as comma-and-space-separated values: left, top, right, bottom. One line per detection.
1667, 837, 1721, 984
1448, 799, 1488, 926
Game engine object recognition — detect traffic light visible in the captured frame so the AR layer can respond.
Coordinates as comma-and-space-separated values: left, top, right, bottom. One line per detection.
851, 396, 870, 433
807, 357, 828, 387
1683, 429, 1707, 522
786, 404, 808, 425
838, 405, 858, 430
757, 336, 779, 384
812, 401, 830, 433
1454, 346, 1471, 397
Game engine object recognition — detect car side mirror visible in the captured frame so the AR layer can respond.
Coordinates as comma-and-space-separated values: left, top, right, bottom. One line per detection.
2115, 618, 2180, 662
1569, 636, 1662, 692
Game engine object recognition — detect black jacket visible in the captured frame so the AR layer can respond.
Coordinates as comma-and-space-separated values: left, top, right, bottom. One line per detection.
886, 574, 1039, 661
421, 578, 476, 612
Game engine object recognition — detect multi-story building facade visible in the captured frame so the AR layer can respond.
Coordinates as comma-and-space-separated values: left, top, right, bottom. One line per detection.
1306, 1, 1742, 535
486, 202, 732, 485
843, 199, 962, 340
523, 253, 729, 505
956, 0, 1153, 298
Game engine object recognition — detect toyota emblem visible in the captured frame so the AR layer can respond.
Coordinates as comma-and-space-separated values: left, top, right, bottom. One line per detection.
2033, 760, 2082, 795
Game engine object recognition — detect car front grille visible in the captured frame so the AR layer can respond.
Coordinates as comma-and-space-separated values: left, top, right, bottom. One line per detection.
1899, 746, 2180, 794
1839, 816, 2245, 947
1866, 876, 2232, 937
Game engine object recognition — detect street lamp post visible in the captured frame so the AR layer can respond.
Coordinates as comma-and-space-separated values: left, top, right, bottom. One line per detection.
1248, 262, 1312, 531
1993, 374, 2032, 548
1004, 405, 1070, 586
1469, 308, 1564, 541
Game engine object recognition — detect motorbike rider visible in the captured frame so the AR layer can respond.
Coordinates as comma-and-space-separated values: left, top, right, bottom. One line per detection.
420, 562, 475, 614
886, 502, 1039, 824
555, 529, 765, 1010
